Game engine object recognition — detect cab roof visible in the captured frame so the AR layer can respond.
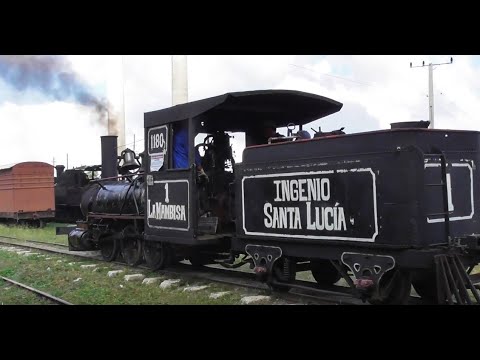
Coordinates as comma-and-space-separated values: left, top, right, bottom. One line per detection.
144, 89, 343, 132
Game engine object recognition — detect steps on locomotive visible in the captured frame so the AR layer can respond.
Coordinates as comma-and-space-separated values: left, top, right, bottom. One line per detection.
434, 254, 480, 305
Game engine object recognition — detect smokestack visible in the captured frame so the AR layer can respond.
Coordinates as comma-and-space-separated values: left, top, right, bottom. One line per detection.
101, 135, 118, 179
172, 55, 188, 105
55, 165, 65, 178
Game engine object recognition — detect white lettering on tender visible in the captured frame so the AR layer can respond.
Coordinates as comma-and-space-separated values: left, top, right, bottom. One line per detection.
148, 199, 186, 221
273, 178, 331, 202
263, 177, 347, 232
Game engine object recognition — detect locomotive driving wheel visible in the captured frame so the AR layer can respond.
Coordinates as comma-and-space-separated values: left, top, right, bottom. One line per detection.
99, 235, 119, 262
120, 226, 143, 266
143, 241, 169, 270
368, 268, 412, 305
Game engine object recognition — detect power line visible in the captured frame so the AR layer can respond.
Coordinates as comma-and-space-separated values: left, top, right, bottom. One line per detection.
115, 138, 144, 150
288, 63, 375, 87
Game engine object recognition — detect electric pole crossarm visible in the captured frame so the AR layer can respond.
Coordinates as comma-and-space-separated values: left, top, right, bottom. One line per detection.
409, 57, 453, 129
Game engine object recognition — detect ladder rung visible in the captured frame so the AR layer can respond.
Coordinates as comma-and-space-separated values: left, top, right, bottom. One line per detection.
427, 211, 452, 217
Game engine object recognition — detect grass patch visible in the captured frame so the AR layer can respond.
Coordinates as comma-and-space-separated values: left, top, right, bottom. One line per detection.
0, 222, 69, 246
0, 246, 279, 305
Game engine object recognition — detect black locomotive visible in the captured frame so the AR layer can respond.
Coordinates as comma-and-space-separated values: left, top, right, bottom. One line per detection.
54, 165, 91, 223
68, 90, 480, 305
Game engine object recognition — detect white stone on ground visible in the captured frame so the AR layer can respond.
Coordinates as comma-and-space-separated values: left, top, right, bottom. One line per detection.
240, 295, 271, 304
160, 279, 181, 289
23, 252, 39, 257
68, 262, 77, 266
124, 274, 145, 282
93, 267, 108, 272
107, 270, 124, 277
142, 277, 162, 285
73, 278, 82, 282
46, 267, 51, 271
183, 285, 209, 292
80, 264, 97, 269
45, 257, 54, 260
209, 291, 230, 299
16, 251, 30, 255
56, 260, 64, 263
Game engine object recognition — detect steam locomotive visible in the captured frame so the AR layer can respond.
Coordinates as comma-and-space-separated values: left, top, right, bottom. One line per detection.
67, 90, 480, 305
54, 165, 94, 223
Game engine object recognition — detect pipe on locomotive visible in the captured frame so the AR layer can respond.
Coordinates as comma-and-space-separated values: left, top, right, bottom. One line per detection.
55, 165, 65, 177
101, 135, 118, 179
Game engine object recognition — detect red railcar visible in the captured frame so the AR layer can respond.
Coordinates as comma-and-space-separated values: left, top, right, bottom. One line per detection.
0, 162, 55, 225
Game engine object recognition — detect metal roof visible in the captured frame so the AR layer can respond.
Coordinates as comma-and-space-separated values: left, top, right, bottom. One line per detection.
144, 89, 343, 132
0, 161, 53, 172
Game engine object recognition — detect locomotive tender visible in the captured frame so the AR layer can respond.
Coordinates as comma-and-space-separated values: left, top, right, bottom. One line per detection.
68, 90, 480, 304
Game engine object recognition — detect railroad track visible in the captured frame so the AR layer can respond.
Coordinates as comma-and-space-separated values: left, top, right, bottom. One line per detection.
0, 235, 68, 248
0, 236, 410, 305
0, 276, 72, 305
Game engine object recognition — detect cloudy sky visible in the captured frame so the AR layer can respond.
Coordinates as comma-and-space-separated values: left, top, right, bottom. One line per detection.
0, 55, 478, 170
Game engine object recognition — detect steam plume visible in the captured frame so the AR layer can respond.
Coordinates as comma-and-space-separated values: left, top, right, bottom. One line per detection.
0, 55, 116, 134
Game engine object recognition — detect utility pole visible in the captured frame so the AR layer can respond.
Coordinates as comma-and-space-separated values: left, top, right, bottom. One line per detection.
410, 57, 453, 129
133, 134, 135, 152
67, 154, 69, 169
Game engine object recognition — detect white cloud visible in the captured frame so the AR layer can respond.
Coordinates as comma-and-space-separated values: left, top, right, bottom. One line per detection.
0, 102, 104, 168
1, 55, 480, 170
68, 55, 110, 88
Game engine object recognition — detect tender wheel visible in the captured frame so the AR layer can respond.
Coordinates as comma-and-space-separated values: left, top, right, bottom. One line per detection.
188, 253, 210, 268
120, 236, 143, 266
411, 264, 470, 305
368, 269, 412, 305
100, 236, 119, 262
311, 260, 342, 286
168, 246, 179, 265
411, 270, 438, 304
269, 257, 296, 293
143, 241, 168, 270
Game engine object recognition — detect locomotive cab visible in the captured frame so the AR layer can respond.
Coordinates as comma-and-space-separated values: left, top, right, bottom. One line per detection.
143, 90, 342, 267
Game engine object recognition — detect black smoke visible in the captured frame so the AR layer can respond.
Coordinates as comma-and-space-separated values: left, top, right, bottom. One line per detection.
0, 55, 112, 130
